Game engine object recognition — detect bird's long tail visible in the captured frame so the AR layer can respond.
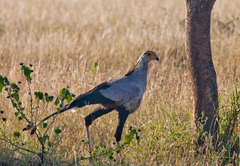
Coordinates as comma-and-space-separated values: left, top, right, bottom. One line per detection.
23, 103, 71, 135
23, 86, 113, 135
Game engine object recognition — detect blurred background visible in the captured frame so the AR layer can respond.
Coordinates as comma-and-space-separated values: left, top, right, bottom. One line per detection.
0, 0, 239, 165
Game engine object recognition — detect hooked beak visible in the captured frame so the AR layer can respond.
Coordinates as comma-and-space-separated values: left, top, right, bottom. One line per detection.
155, 57, 159, 61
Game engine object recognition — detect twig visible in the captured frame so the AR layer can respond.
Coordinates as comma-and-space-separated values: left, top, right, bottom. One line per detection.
0, 137, 39, 155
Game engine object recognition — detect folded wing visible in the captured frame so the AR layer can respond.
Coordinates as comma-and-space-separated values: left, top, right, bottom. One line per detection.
100, 78, 143, 112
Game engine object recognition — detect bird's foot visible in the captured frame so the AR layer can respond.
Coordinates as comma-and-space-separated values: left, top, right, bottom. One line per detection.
117, 142, 124, 165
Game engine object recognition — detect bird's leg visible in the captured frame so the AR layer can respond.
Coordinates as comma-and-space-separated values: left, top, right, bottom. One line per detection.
85, 125, 92, 152
84, 106, 114, 153
114, 108, 129, 165
117, 141, 123, 165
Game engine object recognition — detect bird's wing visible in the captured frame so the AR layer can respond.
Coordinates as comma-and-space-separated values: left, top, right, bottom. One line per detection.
100, 82, 141, 101
99, 77, 144, 111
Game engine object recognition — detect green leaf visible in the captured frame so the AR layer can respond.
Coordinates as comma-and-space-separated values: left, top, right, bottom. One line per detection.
3, 77, 10, 85
49, 96, 54, 102
15, 112, 19, 116
0, 75, 4, 92
22, 113, 26, 118
11, 83, 19, 90
44, 134, 49, 139
10, 93, 19, 102
93, 62, 98, 68
35, 92, 45, 102
22, 66, 32, 83
48, 141, 53, 147
13, 131, 20, 138
18, 116, 23, 121
119, 146, 123, 152
109, 155, 113, 160
59, 88, 72, 103
130, 129, 137, 135
12, 102, 17, 108
54, 96, 60, 106
8, 87, 12, 93
45, 94, 49, 102
54, 128, 62, 135
108, 151, 114, 160
43, 123, 47, 128
59, 88, 65, 98
124, 134, 132, 144
66, 94, 72, 103
80, 156, 84, 160
137, 137, 140, 145
38, 92, 44, 102
95, 145, 99, 150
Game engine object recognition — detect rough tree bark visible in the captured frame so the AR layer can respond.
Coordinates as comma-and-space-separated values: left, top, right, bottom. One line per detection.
185, 0, 219, 145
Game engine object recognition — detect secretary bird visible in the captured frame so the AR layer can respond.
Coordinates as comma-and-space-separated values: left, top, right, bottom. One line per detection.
25, 50, 159, 162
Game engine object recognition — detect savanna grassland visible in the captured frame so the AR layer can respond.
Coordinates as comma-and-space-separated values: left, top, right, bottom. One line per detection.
0, 0, 239, 165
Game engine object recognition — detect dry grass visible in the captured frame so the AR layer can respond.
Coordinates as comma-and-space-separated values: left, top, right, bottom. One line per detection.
0, 0, 239, 165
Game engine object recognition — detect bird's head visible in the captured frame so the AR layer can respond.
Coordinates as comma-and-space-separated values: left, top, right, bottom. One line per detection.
142, 51, 159, 62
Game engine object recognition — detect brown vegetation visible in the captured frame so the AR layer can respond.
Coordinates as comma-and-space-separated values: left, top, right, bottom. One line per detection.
0, 0, 239, 165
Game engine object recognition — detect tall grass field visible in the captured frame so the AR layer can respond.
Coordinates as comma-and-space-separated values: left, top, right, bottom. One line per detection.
0, 0, 239, 165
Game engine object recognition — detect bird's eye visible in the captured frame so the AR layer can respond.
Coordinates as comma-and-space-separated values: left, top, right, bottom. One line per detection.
147, 52, 151, 56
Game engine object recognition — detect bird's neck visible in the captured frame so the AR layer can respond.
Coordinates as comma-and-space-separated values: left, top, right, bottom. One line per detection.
134, 57, 149, 76
125, 57, 150, 89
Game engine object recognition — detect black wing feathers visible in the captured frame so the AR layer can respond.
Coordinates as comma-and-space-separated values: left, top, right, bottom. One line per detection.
66, 81, 113, 109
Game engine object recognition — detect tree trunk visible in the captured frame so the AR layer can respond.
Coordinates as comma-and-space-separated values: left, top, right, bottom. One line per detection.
185, 0, 218, 145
